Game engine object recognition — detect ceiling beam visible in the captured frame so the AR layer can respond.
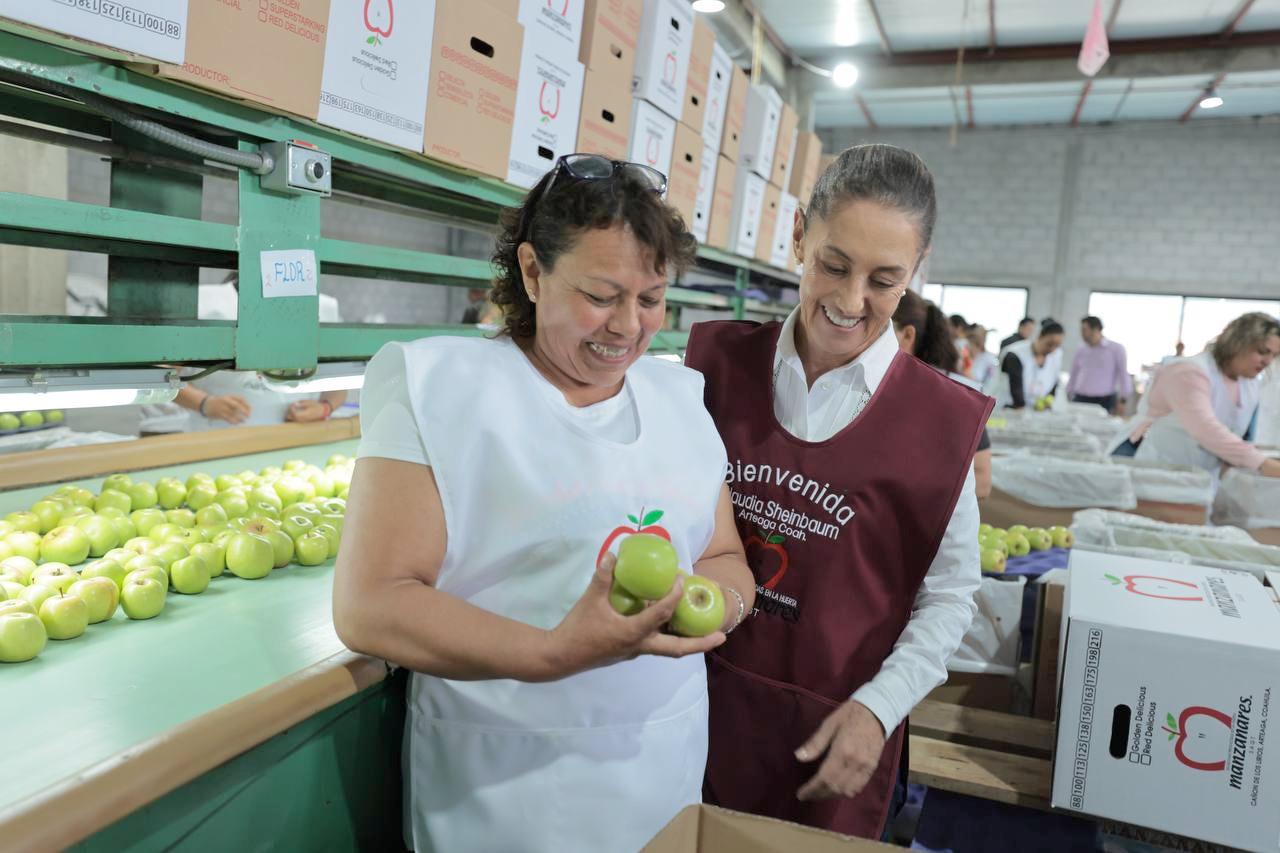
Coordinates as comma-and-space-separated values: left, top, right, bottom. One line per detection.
866, 0, 894, 56
1069, 80, 1093, 126
855, 93, 879, 129
1222, 0, 1258, 39
1179, 71, 1229, 121
988, 0, 998, 56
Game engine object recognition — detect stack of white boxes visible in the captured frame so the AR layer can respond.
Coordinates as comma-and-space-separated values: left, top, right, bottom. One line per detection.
577, 0, 644, 162
506, 0, 586, 189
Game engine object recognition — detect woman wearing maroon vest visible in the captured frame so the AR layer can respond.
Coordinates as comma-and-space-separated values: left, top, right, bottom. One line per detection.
683, 145, 994, 839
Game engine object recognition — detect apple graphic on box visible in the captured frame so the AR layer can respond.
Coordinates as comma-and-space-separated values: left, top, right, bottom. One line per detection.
30, 499, 66, 534
226, 532, 274, 580
293, 531, 329, 566
164, 508, 196, 529
613, 533, 679, 601
186, 482, 218, 511
5, 511, 41, 534
169, 555, 210, 595
981, 548, 1007, 573
74, 515, 120, 557
1162, 706, 1233, 771
0, 609, 47, 662
669, 574, 725, 637
744, 529, 791, 590
189, 542, 225, 578
6, 531, 42, 562
41, 525, 93, 564
130, 508, 167, 536
19, 411, 43, 429
68, 576, 119, 623
39, 592, 88, 640
1105, 573, 1203, 601
81, 558, 127, 590
1, 555, 36, 584
124, 482, 158, 511
1049, 526, 1073, 548
120, 574, 166, 620
155, 477, 187, 510
0, 413, 18, 431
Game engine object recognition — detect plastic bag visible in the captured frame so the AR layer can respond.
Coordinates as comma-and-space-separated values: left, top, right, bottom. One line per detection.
1111, 458, 1214, 506
1212, 468, 1280, 530
992, 456, 1136, 509
946, 575, 1026, 676
1070, 508, 1280, 578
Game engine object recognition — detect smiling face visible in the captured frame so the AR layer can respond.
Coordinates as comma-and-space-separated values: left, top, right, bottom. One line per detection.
791, 199, 924, 382
1227, 333, 1280, 379
518, 225, 667, 406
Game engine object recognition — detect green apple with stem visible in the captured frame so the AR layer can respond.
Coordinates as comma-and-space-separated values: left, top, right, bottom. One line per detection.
273, 477, 314, 506
1026, 528, 1053, 551
81, 557, 127, 590
39, 592, 88, 639
613, 534, 679, 600
19, 583, 59, 612
102, 474, 132, 494
124, 565, 169, 588
0, 555, 36, 584
226, 517, 251, 532
68, 576, 119, 623
155, 477, 187, 509
292, 531, 329, 566
250, 488, 284, 512
31, 563, 78, 592
291, 502, 323, 522
164, 508, 196, 529
168, 528, 205, 549
195, 504, 229, 528
0, 609, 47, 661
124, 536, 158, 554
6, 531, 41, 562
609, 581, 644, 616
281, 514, 315, 540
40, 526, 91, 565
120, 574, 166, 620
189, 542, 225, 578
250, 502, 281, 521
30, 499, 66, 534
669, 574, 725, 637
1006, 532, 1031, 557
130, 508, 167, 536
169, 555, 210, 595
74, 515, 119, 557
185, 482, 217, 510
226, 532, 274, 579
1049, 526, 1074, 548
312, 522, 341, 559
4, 511, 41, 534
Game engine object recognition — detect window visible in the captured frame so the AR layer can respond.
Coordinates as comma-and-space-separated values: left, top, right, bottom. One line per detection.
921, 283, 1030, 350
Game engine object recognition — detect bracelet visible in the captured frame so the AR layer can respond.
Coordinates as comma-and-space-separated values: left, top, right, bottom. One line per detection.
723, 586, 747, 634
198, 395, 211, 417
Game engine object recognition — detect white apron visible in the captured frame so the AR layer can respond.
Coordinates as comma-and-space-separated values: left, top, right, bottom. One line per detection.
376, 337, 727, 853
991, 338, 1063, 408
1135, 351, 1261, 479
186, 369, 292, 429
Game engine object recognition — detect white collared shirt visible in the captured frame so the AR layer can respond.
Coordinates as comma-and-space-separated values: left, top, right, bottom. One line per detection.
772, 308, 981, 735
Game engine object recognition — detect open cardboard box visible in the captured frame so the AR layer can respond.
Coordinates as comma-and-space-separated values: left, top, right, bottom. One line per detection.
642, 804, 895, 852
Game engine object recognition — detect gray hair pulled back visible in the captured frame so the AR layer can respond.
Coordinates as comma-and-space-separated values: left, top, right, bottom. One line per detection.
805, 144, 938, 253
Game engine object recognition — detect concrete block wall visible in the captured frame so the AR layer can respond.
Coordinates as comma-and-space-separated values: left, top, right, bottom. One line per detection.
817, 118, 1280, 364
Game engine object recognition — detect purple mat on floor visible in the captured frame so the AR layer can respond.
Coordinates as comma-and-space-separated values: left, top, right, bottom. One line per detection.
910, 788, 1097, 852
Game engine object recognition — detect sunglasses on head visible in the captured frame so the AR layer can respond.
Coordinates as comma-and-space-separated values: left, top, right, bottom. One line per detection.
539, 153, 668, 203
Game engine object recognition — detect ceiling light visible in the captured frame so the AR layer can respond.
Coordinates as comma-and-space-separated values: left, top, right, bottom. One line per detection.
1199, 91, 1223, 109
832, 62, 860, 88
834, 4, 860, 46
260, 361, 366, 394
691, 0, 725, 12
0, 369, 179, 411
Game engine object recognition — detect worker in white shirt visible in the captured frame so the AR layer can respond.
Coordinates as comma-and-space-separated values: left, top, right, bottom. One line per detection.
685, 144, 990, 840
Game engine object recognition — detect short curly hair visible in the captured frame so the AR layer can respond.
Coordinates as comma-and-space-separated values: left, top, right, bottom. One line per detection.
490, 164, 698, 339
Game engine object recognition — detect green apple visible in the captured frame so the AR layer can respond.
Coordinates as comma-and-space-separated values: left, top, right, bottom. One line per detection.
1049, 526, 1074, 548
242, 516, 282, 536
198, 524, 227, 543
215, 491, 250, 518
102, 473, 133, 494
0, 598, 35, 616
19, 411, 43, 429
94, 504, 126, 520
0, 556, 36, 584
185, 482, 218, 510
318, 513, 345, 535
317, 498, 346, 515
185, 473, 214, 492
125, 553, 166, 575
337, 486, 349, 501
1006, 532, 1031, 558
57, 486, 96, 508
978, 523, 994, 537
308, 472, 336, 499
124, 565, 169, 588
265, 530, 294, 568
81, 558, 128, 590
147, 523, 183, 543
609, 581, 644, 616
30, 499, 66, 534
169, 555, 210, 595
312, 522, 341, 558
102, 547, 136, 566
60, 505, 93, 522
292, 531, 329, 566
0, 580, 25, 601
981, 548, 1007, 573
130, 508, 167, 536
260, 465, 283, 478
149, 542, 189, 570
1026, 528, 1053, 551
212, 529, 238, 550
164, 508, 196, 529
74, 515, 119, 557
189, 542, 225, 578
94, 489, 132, 515
214, 474, 241, 491
280, 514, 315, 540
31, 563, 78, 592
273, 477, 314, 506
291, 502, 323, 522
0, 564, 28, 587
19, 583, 59, 612
120, 574, 166, 620
124, 536, 158, 554
0, 520, 14, 538
226, 532, 274, 579
0, 609, 47, 661
0, 540, 12, 563
0, 412, 18, 431
155, 478, 187, 510
194, 504, 229, 528
282, 459, 307, 472
1007, 525, 1030, 538
40, 526, 91, 565
613, 534, 679, 601
669, 574, 725, 637
68, 576, 119, 623
39, 592, 88, 639
237, 469, 259, 484
250, 487, 284, 512
4, 511, 41, 534
227, 517, 251, 532
326, 453, 350, 467
124, 482, 157, 510
108, 516, 137, 545
44, 409, 63, 423
6, 531, 41, 562
249, 502, 281, 521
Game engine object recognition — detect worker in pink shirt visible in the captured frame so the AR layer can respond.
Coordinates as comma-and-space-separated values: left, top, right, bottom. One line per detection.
1067, 316, 1132, 414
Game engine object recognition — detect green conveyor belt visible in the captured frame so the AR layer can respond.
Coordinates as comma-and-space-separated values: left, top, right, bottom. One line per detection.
0, 437, 361, 815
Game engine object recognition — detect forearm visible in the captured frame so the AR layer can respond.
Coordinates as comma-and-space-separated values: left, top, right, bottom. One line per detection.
321, 390, 347, 408
174, 385, 206, 412
692, 552, 756, 631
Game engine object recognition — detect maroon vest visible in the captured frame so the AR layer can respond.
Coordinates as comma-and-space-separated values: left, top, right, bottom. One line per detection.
684, 320, 993, 838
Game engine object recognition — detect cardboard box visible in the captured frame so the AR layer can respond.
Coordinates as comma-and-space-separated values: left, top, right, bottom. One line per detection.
789, 131, 824, 204
666, 122, 702, 229
1051, 551, 1280, 852
642, 803, 895, 852
576, 63, 632, 160
770, 103, 799, 189
707, 154, 736, 251
628, 98, 676, 180
318, 0, 435, 151
632, 0, 693, 121
0, 0, 188, 64
580, 0, 642, 73
728, 167, 766, 257
720, 64, 749, 161
679, 15, 715, 134
507, 31, 585, 188
424, 0, 523, 179
510, 0, 584, 58
700, 43, 733, 152
690, 144, 718, 244
153, 0, 326, 121
754, 181, 781, 263
740, 83, 783, 179
769, 191, 798, 269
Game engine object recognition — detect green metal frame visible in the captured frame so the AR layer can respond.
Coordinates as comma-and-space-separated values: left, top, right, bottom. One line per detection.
0, 27, 795, 369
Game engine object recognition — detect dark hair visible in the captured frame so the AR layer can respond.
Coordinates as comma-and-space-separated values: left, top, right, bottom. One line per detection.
1082, 316, 1103, 331
805, 144, 937, 253
490, 165, 697, 339
1019, 317, 1035, 327
1040, 321, 1065, 337
948, 314, 967, 328
1211, 312, 1280, 368
894, 290, 959, 372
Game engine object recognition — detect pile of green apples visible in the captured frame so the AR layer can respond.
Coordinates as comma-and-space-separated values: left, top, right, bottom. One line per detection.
0, 453, 354, 663
977, 522, 1073, 573
608, 534, 726, 637
0, 410, 64, 431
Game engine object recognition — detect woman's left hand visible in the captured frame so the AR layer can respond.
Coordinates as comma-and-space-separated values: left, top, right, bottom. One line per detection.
287, 400, 328, 422
794, 700, 887, 801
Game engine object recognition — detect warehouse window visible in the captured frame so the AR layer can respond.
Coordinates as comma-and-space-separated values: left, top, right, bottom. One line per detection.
921, 283, 1029, 345
1087, 292, 1280, 377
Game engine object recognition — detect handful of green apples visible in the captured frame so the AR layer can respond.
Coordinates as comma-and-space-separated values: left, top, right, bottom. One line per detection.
609, 534, 725, 637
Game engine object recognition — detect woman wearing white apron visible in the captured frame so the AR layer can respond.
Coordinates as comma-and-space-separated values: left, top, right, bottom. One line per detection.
991, 322, 1065, 409
332, 155, 755, 852
1112, 312, 1280, 484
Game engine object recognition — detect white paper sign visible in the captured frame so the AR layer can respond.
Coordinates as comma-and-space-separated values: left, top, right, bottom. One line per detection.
260, 249, 318, 299
0, 0, 188, 63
